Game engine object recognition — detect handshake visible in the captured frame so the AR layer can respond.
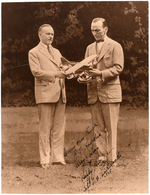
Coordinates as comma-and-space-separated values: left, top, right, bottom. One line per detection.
58, 54, 101, 84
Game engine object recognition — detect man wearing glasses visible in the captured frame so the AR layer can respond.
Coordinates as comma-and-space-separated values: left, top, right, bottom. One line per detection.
85, 18, 124, 165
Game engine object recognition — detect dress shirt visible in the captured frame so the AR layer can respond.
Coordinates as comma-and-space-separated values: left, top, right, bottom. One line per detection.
96, 36, 108, 54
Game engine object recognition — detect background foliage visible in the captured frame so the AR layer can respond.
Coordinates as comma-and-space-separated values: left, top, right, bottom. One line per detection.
2, 1, 148, 107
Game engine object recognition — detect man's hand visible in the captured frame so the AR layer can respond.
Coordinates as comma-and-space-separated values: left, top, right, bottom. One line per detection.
87, 69, 102, 77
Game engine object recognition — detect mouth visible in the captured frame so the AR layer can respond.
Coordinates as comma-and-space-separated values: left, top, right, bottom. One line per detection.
95, 35, 102, 39
95, 36, 100, 40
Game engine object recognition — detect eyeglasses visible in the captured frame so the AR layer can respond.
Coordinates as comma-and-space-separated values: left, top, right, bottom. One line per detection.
91, 29, 101, 33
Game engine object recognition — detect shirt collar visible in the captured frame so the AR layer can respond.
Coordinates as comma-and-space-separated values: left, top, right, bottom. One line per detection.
103, 35, 108, 41
96, 35, 108, 43
40, 41, 52, 49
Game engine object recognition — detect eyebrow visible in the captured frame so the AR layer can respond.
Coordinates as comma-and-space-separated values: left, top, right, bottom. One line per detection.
91, 29, 101, 30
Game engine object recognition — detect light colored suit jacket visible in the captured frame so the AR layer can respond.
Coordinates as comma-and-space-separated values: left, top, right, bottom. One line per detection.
28, 42, 66, 104
85, 36, 124, 104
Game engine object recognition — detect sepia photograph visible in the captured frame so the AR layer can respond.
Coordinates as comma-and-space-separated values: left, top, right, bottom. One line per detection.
1, 1, 148, 193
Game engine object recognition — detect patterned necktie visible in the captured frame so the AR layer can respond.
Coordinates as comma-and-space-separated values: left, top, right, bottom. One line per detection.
47, 45, 55, 59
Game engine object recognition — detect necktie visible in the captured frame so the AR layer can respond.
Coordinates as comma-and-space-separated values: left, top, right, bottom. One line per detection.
47, 45, 55, 59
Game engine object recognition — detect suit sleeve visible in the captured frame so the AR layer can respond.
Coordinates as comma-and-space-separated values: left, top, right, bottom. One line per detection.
28, 50, 56, 82
101, 43, 124, 81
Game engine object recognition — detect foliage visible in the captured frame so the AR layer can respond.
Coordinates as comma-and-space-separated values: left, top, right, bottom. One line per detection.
2, 1, 148, 107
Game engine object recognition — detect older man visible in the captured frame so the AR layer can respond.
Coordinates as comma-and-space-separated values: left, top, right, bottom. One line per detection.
28, 24, 67, 169
85, 18, 124, 164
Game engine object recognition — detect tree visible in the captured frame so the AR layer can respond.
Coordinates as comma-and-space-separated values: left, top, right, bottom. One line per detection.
2, 1, 148, 107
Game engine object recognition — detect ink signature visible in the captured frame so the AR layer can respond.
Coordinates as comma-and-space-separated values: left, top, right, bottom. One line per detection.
82, 144, 130, 191
64, 123, 130, 192
82, 154, 121, 191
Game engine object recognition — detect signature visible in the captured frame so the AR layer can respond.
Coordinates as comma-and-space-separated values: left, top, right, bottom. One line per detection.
102, 153, 121, 178
64, 123, 131, 192
82, 144, 130, 191
82, 153, 121, 191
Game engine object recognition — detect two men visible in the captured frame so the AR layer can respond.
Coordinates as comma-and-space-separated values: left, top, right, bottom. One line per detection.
28, 17, 124, 168
86, 18, 124, 163
28, 24, 67, 169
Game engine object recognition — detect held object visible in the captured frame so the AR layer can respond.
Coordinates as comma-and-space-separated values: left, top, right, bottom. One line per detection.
61, 55, 98, 83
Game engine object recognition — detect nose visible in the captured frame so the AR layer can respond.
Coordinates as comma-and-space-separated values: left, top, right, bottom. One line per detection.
92, 30, 100, 36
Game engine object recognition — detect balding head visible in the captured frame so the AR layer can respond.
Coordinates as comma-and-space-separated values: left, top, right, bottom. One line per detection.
92, 18, 108, 28
38, 24, 53, 36
91, 18, 108, 42
38, 24, 54, 46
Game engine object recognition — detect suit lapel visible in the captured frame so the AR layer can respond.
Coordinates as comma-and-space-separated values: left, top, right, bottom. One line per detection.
38, 43, 60, 68
97, 38, 111, 62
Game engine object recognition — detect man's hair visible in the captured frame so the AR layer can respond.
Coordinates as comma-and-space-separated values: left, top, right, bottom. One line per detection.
92, 18, 108, 28
38, 24, 53, 35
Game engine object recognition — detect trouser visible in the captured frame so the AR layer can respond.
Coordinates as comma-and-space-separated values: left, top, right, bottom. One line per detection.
90, 100, 120, 161
38, 97, 66, 164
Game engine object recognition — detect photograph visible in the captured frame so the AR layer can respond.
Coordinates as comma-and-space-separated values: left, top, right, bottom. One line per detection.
1, 1, 148, 193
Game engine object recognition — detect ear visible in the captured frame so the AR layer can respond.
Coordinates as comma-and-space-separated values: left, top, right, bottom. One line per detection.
38, 32, 41, 40
105, 27, 108, 33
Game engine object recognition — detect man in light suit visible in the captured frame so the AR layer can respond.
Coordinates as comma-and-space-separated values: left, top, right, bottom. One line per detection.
85, 18, 124, 164
28, 24, 67, 169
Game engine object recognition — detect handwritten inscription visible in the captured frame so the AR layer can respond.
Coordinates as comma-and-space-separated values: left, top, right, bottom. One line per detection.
76, 147, 99, 168
82, 154, 121, 191
64, 123, 98, 157
85, 132, 101, 148
86, 123, 98, 134
82, 145, 130, 191
64, 123, 131, 192
102, 153, 121, 178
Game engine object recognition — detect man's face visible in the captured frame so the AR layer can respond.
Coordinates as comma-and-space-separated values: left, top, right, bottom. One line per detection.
91, 21, 108, 41
39, 26, 54, 46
